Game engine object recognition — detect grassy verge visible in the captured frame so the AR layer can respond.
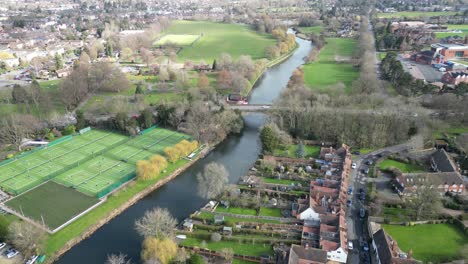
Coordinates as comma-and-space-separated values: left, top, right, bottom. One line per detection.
382, 223, 468, 262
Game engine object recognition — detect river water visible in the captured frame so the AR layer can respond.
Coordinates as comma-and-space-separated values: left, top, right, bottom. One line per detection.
56, 35, 311, 264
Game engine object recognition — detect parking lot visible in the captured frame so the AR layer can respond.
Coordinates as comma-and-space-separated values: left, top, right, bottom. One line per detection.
397, 55, 443, 82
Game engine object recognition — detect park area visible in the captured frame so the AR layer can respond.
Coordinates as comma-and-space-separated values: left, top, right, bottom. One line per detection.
161, 20, 276, 62
383, 223, 468, 262
0, 127, 191, 230
303, 38, 359, 92
153, 34, 201, 46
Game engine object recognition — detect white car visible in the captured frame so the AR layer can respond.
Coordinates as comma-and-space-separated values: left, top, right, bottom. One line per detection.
26, 255, 38, 264
351, 163, 357, 169
7, 249, 18, 259
348, 241, 354, 250
0, 242, 5, 249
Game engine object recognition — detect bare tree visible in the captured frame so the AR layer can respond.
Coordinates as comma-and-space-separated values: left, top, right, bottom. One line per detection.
0, 114, 41, 150
197, 162, 229, 199
134, 208, 177, 239
406, 183, 441, 221
105, 253, 133, 264
7, 222, 46, 258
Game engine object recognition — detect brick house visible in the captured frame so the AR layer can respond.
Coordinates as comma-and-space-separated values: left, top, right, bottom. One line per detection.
394, 149, 465, 196
431, 43, 468, 62
372, 228, 422, 264
441, 70, 468, 85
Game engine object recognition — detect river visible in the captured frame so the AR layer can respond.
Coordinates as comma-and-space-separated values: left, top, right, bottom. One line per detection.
56, 35, 311, 264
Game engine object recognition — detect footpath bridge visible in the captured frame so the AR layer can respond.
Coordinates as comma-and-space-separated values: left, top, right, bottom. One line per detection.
226, 104, 272, 112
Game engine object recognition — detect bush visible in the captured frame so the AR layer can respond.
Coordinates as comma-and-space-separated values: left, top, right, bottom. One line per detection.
211, 232, 222, 242
6, 154, 14, 159
188, 254, 205, 264
62, 125, 76, 135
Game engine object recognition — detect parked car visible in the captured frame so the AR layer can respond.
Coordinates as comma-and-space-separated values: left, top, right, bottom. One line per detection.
359, 208, 366, 218
359, 192, 365, 201
351, 151, 360, 155
0, 242, 5, 249
7, 249, 18, 258
365, 160, 373, 165
3, 247, 13, 256
26, 255, 38, 264
362, 168, 369, 174
348, 241, 354, 250
363, 242, 369, 252
351, 163, 357, 169
348, 187, 353, 195
346, 199, 352, 207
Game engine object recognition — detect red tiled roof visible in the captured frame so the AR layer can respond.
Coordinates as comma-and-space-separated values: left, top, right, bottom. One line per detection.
303, 226, 320, 234
320, 224, 337, 232
320, 239, 339, 251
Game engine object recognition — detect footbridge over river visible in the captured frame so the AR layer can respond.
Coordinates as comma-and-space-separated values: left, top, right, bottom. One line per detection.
226, 104, 272, 112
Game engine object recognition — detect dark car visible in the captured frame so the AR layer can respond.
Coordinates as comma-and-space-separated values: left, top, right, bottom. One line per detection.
359, 192, 365, 201
348, 187, 353, 195
365, 160, 373, 165
362, 168, 369, 174
359, 208, 366, 218
351, 151, 361, 155
346, 199, 352, 207
363, 242, 369, 251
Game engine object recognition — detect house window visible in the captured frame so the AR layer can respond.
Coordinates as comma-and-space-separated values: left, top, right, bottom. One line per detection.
455, 51, 464, 57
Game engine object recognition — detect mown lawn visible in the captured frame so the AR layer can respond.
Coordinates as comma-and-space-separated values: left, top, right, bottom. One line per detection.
376, 11, 459, 18
180, 237, 274, 256
197, 212, 281, 224
262, 178, 303, 185
215, 206, 257, 216
298, 25, 324, 34
383, 224, 468, 262
303, 38, 359, 92
259, 207, 282, 217
163, 20, 276, 62
273, 144, 320, 158
378, 159, 424, 173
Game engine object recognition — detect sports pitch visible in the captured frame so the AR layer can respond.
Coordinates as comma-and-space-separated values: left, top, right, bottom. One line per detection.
1, 127, 191, 230
153, 34, 201, 46
0, 128, 190, 197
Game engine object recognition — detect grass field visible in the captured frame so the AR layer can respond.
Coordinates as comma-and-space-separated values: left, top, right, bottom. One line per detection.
303, 38, 359, 92
197, 212, 281, 224
162, 20, 276, 62
383, 224, 468, 262
436, 24, 468, 38
273, 144, 320, 158
298, 25, 324, 34
5, 182, 100, 230
378, 159, 424, 173
262, 178, 305, 186
215, 206, 257, 216
376, 11, 459, 18
153, 34, 200, 46
259, 207, 282, 217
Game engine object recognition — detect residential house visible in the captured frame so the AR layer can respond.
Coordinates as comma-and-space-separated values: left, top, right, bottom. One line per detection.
394, 149, 465, 196
288, 244, 328, 264
291, 145, 351, 264
431, 43, 468, 62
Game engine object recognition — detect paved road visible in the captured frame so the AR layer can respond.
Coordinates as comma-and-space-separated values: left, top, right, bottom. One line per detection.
346, 144, 408, 264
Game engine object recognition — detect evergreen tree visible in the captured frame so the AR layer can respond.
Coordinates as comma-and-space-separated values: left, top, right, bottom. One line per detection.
295, 141, 305, 158
260, 126, 278, 153
54, 53, 63, 70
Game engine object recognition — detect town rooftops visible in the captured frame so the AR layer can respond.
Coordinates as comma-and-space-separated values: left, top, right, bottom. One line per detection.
431, 43, 468, 50
401, 172, 464, 186
288, 244, 328, 264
